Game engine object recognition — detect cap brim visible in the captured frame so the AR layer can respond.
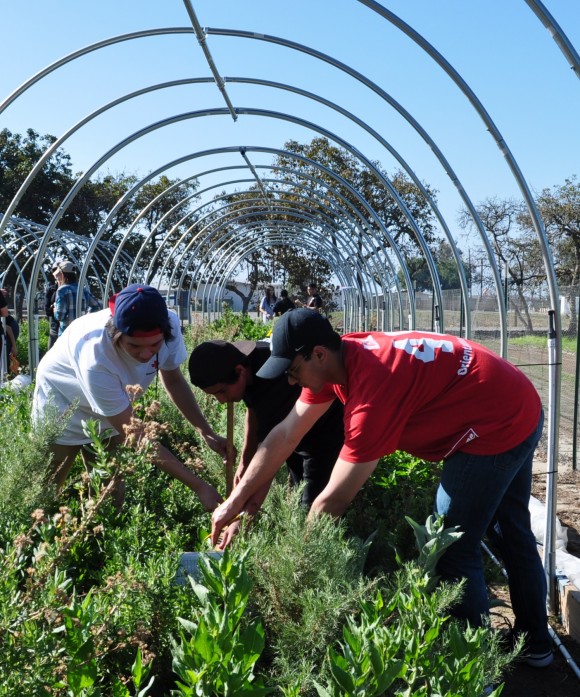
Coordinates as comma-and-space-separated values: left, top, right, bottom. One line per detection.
256, 355, 292, 379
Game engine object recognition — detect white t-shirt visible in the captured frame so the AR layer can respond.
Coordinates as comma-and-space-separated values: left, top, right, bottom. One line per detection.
32, 309, 187, 444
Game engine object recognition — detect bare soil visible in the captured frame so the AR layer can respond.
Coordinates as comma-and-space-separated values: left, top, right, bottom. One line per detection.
489, 444, 580, 696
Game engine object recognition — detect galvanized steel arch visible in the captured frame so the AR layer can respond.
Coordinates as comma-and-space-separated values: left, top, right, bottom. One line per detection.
207, 27, 506, 350
145, 180, 405, 324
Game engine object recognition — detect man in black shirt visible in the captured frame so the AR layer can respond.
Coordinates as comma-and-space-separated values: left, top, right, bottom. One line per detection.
188, 339, 344, 547
296, 282, 323, 312
272, 289, 296, 316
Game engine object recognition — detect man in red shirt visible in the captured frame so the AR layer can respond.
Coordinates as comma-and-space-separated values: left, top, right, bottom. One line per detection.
212, 309, 552, 668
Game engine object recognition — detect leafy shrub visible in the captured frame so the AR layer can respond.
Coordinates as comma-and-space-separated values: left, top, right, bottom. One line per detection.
12, 315, 50, 369
345, 451, 441, 575
0, 384, 64, 522
239, 484, 378, 695
171, 549, 271, 696
314, 516, 512, 697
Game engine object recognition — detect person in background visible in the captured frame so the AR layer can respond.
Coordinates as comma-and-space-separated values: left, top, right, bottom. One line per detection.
189, 338, 343, 547
272, 288, 296, 317
1, 288, 19, 359
45, 262, 61, 348
296, 282, 323, 312
32, 284, 226, 510
211, 309, 553, 669
259, 285, 277, 323
0, 288, 16, 374
54, 260, 100, 337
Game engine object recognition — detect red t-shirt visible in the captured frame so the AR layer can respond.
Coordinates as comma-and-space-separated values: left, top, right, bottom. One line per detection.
300, 331, 541, 464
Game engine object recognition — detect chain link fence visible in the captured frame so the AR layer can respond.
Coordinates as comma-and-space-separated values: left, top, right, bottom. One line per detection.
435, 286, 580, 468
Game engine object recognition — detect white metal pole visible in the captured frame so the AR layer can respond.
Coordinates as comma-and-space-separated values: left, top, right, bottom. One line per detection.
543, 310, 558, 612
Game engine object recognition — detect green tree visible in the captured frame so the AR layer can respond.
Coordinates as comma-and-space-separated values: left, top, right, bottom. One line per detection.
0, 128, 74, 224
0, 130, 201, 286
519, 176, 580, 332
211, 138, 437, 308
405, 240, 468, 292
66, 172, 139, 239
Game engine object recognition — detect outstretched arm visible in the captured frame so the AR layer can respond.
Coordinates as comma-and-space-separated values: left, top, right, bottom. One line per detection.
308, 457, 379, 519
107, 406, 223, 511
160, 367, 227, 457
211, 399, 333, 545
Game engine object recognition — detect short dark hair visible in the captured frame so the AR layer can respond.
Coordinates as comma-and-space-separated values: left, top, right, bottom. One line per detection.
62, 271, 78, 284
188, 340, 256, 388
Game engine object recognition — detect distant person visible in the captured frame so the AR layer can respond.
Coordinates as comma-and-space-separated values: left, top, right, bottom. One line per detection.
32, 284, 226, 510
259, 286, 277, 323
1, 288, 19, 358
53, 260, 100, 336
297, 282, 323, 312
45, 262, 61, 348
0, 288, 16, 374
212, 309, 553, 668
272, 289, 296, 316
189, 338, 344, 547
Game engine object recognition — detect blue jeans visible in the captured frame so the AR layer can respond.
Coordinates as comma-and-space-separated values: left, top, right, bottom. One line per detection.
435, 411, 550, 647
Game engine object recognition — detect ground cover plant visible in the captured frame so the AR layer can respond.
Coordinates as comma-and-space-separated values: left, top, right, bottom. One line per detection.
0, 313, 516, 695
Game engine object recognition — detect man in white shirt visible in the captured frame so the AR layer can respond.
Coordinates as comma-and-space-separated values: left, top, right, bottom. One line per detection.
33, 284, 224, 510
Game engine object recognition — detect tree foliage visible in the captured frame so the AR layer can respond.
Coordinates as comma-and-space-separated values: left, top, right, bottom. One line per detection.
0, 128, 74, 224
0, 129, 200, 286
459, 180, 580, 331
210, 138, 440, 306
404, 240, 468, 292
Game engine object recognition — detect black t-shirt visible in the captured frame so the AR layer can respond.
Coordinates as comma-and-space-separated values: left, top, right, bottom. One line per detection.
273, 297, 296, 316
307, 293, 323, 309
45, 284, 57, 318
243, 343, 343, 451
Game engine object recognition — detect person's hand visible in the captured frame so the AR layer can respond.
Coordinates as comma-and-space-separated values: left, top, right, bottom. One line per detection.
196, 480, 223, 512
211, 498, 242, 546
203, 431, 229, 458
215, 518, 242, 550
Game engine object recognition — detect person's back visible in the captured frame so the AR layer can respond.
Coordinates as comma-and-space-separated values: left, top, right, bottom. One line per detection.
54, 261, 100, 335
45, 281, 60, 344
273, 289, 295, 316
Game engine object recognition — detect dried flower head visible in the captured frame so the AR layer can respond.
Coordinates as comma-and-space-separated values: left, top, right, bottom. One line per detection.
125, 384, 144, 403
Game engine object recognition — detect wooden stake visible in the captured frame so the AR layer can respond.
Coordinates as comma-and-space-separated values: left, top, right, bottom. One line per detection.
225, 402, 235, 496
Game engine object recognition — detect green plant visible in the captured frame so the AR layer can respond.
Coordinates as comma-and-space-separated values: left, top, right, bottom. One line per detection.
345, 452, 441, 575
406, 513, 463, 590
171, 548, 271, 696
314, 516, 513, 697
241, 484, 377, 694
0, 386, 65, 522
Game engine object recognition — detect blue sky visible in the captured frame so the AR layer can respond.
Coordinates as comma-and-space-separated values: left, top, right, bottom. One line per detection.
1, 0, 579, 248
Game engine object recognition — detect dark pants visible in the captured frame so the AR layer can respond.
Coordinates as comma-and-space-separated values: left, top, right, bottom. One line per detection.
435, 411, 549, 648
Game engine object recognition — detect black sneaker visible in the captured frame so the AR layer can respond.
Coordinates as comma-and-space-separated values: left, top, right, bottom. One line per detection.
499, 628, 554, 668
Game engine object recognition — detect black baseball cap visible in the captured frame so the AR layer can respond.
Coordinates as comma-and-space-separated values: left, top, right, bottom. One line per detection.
256, 309, 338, 379
189, 340, 257, 388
